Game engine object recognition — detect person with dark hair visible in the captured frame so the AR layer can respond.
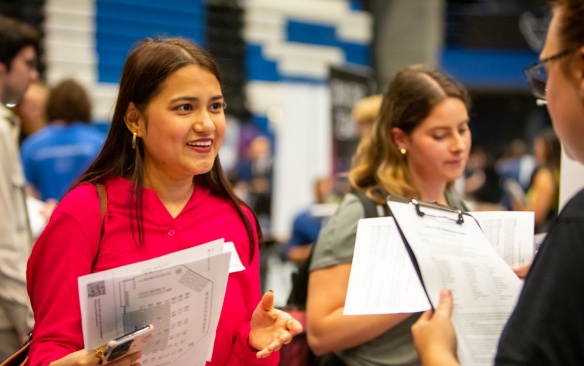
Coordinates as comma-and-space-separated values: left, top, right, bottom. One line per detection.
20, 78, 106, 201
511, 128, 561, 233
412, 0, 584, 364
26, 37, 302, 366
306, 65, 471, 366
0, 14, 40, 361
464, 145, 504, 208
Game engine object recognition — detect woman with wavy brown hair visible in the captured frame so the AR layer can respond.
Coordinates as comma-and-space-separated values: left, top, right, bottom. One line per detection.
349, 65, 471, 206
306, 65, 471, 366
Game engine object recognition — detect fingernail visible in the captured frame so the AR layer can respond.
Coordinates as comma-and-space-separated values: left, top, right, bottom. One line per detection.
268, 289, 273, 293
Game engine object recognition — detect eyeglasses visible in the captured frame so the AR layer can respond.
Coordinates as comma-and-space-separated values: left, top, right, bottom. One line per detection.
523, 48, 577, 104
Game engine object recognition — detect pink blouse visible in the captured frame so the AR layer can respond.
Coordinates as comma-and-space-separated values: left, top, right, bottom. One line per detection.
26, 176, 277, 366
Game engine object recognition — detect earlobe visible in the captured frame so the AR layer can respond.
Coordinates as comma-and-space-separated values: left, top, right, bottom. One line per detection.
391, 127, 407, 148
124, 102, 142, 134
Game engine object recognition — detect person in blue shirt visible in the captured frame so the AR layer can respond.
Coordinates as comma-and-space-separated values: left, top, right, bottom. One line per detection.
285, 210, 324, 262
283, 177, 338, 265
21, 78, 105, 201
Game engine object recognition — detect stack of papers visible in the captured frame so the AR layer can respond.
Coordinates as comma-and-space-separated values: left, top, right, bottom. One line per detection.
345, 202, 534, 366
78, 239, 244, 366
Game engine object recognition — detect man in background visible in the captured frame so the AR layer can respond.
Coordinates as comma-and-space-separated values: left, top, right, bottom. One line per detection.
0, 14, 40, 360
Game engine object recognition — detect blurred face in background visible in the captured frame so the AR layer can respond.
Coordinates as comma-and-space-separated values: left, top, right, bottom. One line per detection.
1, 45, 38, 106
14, 81, 48, 135
542, 6, 584, 163
352, 94, 382, 139
395, 97, 471, 187
533, 137, 547, 166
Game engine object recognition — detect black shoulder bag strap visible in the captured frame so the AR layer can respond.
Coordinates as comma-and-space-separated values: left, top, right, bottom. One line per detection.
354, 190, 390, 218
91, 183, 107, 273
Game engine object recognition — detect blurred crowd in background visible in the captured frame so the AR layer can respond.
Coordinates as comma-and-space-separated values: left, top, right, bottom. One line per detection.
2, 0, 562, 312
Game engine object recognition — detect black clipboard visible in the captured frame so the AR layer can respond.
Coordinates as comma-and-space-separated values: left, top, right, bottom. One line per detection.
386, 195, 472, 311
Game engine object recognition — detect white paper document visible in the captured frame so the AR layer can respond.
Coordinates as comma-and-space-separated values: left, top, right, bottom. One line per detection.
344, 217, 430, 315
223, 241, 245, 273
78, 239, 231, 366
470, 211, 535, 267
388, 200, 522, 366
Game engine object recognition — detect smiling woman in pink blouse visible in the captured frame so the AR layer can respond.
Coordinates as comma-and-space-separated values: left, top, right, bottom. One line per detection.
26, 37, 301, 366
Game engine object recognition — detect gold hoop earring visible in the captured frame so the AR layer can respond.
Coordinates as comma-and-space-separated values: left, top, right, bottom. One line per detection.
399, 148, 407, 155
132, 132, 137, 150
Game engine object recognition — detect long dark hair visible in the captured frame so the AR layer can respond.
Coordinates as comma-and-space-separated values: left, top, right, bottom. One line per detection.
535, 128, 561, 175
75, 37, 261, 261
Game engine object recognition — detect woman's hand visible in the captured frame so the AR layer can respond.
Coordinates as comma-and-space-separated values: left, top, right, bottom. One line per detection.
249, 291, 303, 358
49, 348, 143, 366
512, 263, 531, 279
411, 289, 460, 366
40, 199, 58, 220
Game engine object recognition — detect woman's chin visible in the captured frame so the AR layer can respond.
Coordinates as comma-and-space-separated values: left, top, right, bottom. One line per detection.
190, 163, 215, 177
